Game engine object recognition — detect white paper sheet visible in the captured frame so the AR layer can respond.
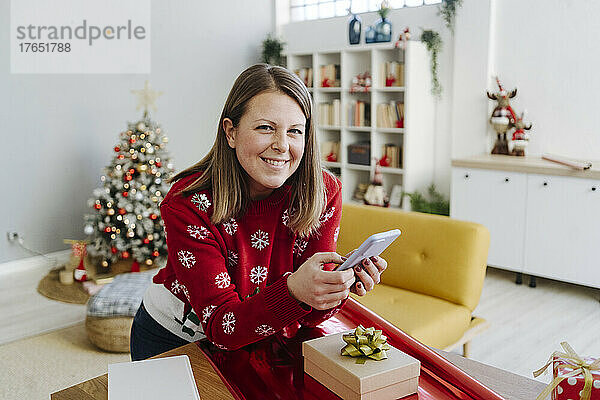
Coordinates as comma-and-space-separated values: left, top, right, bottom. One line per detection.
108, 355, 200, 400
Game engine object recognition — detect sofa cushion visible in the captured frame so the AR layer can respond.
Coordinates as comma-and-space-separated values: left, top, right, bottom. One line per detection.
350, 284, 471, 349
87, 270, 155, 317
338, 204, 489, 312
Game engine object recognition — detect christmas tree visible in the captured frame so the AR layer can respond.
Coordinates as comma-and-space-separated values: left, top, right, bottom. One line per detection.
84, 81, 175, 273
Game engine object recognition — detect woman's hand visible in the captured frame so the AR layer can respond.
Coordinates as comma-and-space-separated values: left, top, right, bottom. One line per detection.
287, 252, 356, 310
349, 254, 388, 296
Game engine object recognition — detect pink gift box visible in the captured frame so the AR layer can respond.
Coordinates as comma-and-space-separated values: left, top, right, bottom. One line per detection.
552, 356, 600, 400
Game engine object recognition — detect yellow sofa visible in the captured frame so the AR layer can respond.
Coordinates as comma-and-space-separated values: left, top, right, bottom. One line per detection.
337, 203, 490, 356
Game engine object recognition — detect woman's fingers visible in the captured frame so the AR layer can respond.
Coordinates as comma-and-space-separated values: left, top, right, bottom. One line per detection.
321, 268, 355, 285
370, 256, 387, 272
353, 264, 375, 291
360, 257, 380, 285
351, 280, 367, 296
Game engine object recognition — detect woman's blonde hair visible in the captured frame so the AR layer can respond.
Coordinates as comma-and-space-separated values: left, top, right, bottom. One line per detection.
167, 63, 326, 237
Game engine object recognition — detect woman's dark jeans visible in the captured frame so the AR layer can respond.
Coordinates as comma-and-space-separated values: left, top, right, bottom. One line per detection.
130, 302, 189, 361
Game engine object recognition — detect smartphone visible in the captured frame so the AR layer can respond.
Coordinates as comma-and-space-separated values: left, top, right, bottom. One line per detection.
335, 229, 401, 271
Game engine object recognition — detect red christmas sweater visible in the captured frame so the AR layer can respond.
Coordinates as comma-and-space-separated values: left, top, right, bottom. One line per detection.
143, 169, 344, 350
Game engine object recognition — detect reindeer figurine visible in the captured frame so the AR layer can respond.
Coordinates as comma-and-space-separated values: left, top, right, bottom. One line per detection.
487, 77, 517, 155
510, 111, 533, 156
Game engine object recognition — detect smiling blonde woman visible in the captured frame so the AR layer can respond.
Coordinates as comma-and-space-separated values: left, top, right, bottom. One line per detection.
130, 64, 388, 360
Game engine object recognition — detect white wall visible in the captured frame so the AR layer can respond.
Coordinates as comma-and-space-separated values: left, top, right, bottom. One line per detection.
0, 0, 274, 264
492, 0, 600, 159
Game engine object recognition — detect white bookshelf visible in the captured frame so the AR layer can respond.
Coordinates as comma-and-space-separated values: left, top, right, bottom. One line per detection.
287, 41, 435, 210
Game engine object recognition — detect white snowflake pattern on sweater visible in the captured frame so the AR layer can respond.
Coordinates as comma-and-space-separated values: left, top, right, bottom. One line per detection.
222, 218, 238, 235
215, 272, 231, 289
170, 279, 185, 295
222, 312, 236, 334
187, 225, 209, 240
319, 206, 336, 223
191, 193, 211, 212
281, 209, 290, 226
249, 265, 268, 285
202, 305, 217, 324
281, 207, 296, 227
333, 226, 340, 242
227, 250, 238, 268
182, 285, 190, 302
293, 237, 308, 257
177, 250, 196, 268
255, 324, 275, 336
250, 230, 269, 250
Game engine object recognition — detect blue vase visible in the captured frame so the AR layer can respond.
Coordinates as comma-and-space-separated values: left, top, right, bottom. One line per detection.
348, 14, 362, 45
374, 18, 392, 42
365, 26, 376, 44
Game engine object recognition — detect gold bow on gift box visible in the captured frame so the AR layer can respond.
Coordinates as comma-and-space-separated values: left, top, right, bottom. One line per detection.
341, 325, 391, 364
533, 341, 600, 400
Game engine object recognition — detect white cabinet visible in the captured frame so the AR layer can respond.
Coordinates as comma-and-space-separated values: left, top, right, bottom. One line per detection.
451, 168, 527, 272
286, 42, 435, 210
524, 174, 600, 287
451, 156, 600, 289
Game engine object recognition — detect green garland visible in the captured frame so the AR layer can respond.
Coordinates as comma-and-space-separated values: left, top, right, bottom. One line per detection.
439, 0, 463, 34
262, 34, 286, 67
420, 29, 442, 97
404, 184, 449, 216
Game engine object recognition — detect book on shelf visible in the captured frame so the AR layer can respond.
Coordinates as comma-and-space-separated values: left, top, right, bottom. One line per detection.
382, 143, 402, 168
347, 100, 371, 127
381, 61, 405, 87
321, 141, 340, 162
376, 101, 404, 128
320, 63, 340, 87
293, 67, 313, 88
317, 99, 341, 126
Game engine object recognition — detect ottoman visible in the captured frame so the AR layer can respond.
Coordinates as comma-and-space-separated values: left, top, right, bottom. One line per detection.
85, 270, 155, 353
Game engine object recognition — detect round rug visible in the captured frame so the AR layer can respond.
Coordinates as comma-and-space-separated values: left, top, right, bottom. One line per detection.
37, 268, 89, 304
37, 260, 159, 304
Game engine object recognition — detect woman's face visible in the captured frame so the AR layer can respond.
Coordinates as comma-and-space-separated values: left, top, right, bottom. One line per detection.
223, 91, 306, 200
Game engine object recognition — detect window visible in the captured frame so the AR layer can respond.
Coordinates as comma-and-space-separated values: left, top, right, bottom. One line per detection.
290, 0, 442, 22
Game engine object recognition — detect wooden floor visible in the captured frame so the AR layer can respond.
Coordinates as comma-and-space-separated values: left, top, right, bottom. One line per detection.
1, 264, 599, 384
470, 267, 600, 382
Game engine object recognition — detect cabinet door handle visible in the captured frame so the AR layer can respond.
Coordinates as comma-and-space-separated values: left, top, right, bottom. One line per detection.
464, 173, 470, 179
543, 182, 548, 187
592, 186, 597, 191
504, 177, 510, 182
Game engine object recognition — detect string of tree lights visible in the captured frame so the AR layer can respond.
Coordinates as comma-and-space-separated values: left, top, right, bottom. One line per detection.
83, 81, 175, 272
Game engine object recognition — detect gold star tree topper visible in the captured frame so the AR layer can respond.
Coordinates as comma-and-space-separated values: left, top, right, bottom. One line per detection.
131, 80, 163, 117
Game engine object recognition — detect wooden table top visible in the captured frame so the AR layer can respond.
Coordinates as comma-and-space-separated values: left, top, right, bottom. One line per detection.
51, 343, 547, 400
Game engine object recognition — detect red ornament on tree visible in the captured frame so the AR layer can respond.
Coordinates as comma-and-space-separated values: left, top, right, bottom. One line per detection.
94, 203, 102, 210
155, 161, 162, 167
114, 146, 120, 152
129, 138, 136, 144
122, 191, 128, 197
111, 247, 118, 254
121, 251, 130, 259
119, 208, 126, 215
104, 227, 111, 233
118, 154, 124, 159
143, 238, 150, 244
152, 250, 159, 257
150, 214, 158, 220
